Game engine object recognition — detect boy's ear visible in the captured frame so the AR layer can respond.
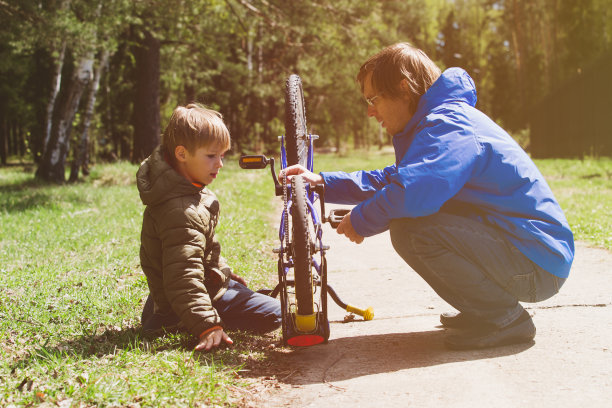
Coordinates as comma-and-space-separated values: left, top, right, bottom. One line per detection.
174, 145, 187, 163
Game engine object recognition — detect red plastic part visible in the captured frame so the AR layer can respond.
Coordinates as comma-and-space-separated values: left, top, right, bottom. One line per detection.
286, 334, 326, 347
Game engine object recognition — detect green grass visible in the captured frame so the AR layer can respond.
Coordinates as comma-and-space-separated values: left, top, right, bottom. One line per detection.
533, 158, 612, 249
1, 153, 610, 406
0, 160, 278, 407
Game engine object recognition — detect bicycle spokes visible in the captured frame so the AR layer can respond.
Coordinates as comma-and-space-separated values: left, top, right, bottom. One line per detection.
238, 74, 373, 347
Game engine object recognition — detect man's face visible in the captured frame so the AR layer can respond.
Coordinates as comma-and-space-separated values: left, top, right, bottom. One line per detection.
363, 72, 413, 136
180, 144, 226, 186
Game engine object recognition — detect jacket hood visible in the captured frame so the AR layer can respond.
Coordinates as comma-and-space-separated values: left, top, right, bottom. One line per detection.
400, 67, 478, 137
136, 146, 201, 206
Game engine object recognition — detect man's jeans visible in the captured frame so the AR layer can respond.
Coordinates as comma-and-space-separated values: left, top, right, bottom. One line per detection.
390, 212, 565, 328
141, 279, 281, 334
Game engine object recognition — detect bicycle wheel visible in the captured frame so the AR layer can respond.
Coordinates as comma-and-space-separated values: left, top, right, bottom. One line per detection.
285, 74, 309, 167
290, 175, 314, 316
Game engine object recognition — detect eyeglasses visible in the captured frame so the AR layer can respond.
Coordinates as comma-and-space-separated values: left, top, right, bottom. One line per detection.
365, 94, 381, 106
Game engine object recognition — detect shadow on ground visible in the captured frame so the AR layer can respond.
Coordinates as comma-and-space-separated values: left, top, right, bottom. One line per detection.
250, 329, 533, 386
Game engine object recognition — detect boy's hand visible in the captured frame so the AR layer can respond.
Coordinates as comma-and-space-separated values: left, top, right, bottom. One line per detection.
280, 165, 323, 186
195, 328, 233, 351
337, 211, 364, 244
230, 272, 247, 286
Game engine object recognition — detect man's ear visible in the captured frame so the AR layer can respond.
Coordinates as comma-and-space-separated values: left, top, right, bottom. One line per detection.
175, 145, 187, 163
399, 78, 417, 113
399, 78, 411, 97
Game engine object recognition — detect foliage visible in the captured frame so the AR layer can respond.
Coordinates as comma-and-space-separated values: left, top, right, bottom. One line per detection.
1, 0, 612, 168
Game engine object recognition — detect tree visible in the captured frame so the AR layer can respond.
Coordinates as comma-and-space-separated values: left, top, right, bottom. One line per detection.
36, 56, 94, 182
69, 50, 109, 181
131, 28, 161, 163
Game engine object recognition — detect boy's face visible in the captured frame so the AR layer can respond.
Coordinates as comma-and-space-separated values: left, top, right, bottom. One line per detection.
175, 144, 227, 186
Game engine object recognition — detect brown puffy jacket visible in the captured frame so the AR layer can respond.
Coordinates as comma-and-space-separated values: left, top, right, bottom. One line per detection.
136, 146, 231, 337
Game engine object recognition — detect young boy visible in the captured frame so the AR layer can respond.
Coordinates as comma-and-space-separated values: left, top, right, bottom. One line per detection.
136, 103, 281, 351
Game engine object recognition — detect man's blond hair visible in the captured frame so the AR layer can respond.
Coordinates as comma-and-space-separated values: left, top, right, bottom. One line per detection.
357, 43, 441, 113
162, 104, 231, 164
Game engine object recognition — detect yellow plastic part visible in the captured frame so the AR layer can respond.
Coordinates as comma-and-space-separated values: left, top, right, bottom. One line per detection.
346, 304, 375, 321
294, 313, 317, 332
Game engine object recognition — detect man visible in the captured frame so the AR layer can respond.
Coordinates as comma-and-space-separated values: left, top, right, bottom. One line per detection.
283, 43, 573, 350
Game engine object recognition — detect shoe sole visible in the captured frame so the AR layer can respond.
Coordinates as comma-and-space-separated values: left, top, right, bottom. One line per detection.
444, 319, 536, 350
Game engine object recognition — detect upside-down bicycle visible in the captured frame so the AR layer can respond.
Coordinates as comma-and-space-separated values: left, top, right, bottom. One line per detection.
239, 74, 373, 347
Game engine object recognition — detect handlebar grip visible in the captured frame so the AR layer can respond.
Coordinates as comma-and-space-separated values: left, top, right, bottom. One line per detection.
346, 304, 374, 321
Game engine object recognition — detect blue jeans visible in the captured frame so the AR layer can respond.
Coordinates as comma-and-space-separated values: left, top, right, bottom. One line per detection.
213, 280, 281, 333
141, 279, 281, 334
389, 212, 565, 328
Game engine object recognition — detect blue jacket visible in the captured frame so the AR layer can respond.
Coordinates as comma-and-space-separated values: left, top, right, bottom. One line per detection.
320, 68, 574, 278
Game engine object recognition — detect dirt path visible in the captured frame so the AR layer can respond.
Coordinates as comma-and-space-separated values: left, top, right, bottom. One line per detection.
246, 205, 612, 407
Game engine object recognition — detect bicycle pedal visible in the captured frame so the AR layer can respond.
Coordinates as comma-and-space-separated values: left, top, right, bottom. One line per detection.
272, 247, 281, 253
310, 242, 330, 252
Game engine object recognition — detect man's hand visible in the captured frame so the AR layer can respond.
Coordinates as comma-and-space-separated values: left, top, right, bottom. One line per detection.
336, 211, 364, 244
195, 328, 233, 351
280, 164, 323, 186
230, 272, 247, 286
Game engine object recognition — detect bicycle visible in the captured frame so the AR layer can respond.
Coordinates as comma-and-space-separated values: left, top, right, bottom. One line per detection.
239, 74, 373, 347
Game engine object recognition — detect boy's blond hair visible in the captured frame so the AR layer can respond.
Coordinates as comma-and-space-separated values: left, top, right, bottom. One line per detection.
357, 43, 441, 114
162, 104, 231, 165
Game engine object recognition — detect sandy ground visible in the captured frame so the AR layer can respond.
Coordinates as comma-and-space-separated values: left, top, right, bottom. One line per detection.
247, 205, 612, 408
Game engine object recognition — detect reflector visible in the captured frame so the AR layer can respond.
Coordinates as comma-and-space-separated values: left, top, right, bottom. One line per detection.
286, 335, 325, 347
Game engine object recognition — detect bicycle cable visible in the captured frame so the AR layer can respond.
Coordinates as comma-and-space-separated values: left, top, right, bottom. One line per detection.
282, 170, 290, 264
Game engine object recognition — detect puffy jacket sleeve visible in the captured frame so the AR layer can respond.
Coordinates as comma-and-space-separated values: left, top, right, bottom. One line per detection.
203, 233, 232, 284
160, 205, 224, 337
349, 112, 481, 236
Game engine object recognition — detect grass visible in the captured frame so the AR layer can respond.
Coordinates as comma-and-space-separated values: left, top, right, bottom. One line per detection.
1, 152, 610, 406
0, 160, 278, 407
534, 158, 612, 249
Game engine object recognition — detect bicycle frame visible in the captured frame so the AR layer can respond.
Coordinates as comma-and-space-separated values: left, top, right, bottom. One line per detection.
239, 76, 373, 347
277, 134, 330, 346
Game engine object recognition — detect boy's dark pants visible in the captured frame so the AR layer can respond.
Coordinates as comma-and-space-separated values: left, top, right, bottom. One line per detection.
141, 279, 281, 334
389, 212, 566, 328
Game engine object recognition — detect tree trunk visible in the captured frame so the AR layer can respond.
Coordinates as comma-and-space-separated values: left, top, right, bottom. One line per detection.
0, 113, 6, 165
69, 50, 109, 182
132, 29, 161, 163
36, 56, 94, 183
41, 41, 67, 161
510, 0, 526, 121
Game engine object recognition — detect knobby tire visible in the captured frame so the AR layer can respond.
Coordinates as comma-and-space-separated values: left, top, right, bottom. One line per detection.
290, 175, 314, 316
284, 75, 308, 167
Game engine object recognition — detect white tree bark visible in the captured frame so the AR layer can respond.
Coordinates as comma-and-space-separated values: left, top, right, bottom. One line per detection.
69, 50, 109, 181
36, 56, 94, 182
41, 41, 66, 159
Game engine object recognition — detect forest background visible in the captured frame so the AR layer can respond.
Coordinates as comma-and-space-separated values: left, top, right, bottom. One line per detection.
1, 0, 611, 183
